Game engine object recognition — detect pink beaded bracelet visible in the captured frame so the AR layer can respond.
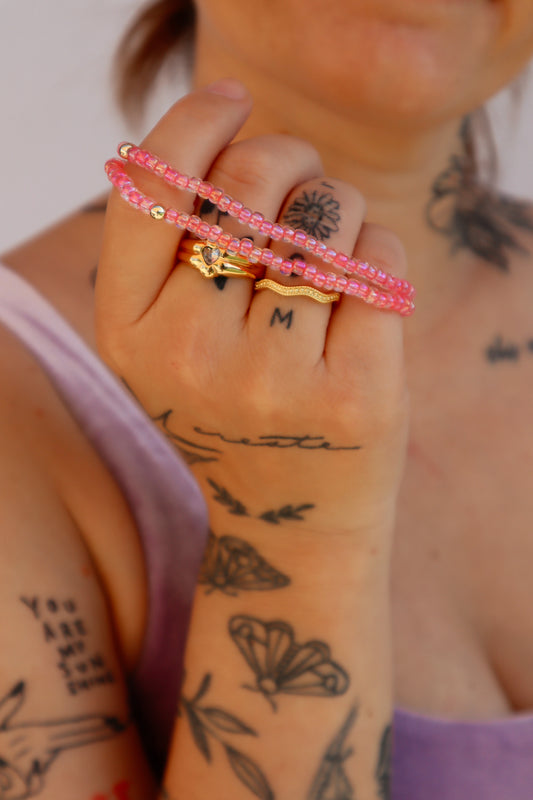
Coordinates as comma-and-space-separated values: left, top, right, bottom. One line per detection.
104, 146, 416, 316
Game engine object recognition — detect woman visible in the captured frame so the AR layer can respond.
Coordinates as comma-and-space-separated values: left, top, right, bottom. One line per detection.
1, 0, 533, 797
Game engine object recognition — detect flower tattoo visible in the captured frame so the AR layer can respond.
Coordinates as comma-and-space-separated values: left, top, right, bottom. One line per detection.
283, 190, 341, 240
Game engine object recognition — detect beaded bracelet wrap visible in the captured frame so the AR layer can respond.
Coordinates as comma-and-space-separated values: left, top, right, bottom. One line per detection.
104, 143, 416, 316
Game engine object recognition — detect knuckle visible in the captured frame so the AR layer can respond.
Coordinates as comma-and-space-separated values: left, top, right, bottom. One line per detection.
355, 222, 409, 278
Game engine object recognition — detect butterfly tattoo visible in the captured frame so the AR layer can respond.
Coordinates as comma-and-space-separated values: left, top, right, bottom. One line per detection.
198, 531, 291, 596
228, 615, 350, 711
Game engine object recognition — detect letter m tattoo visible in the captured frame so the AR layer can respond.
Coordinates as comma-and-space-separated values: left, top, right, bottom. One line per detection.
270, 307, 293, 329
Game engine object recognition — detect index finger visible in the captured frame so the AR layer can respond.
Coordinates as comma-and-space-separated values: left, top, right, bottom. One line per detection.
96, 79, 253, 333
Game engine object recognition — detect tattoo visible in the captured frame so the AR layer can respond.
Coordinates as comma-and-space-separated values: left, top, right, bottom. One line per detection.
21, 596, 116, 696
375, 724, 392, 799
91, 781, 131, 800
194, 428, 361, 452
0, 681, 127, 798
199, 198, 230, 229
283, 190, 341, 240
270, 308, 293, 329
152, 410, 222, 465
181, 673, 274, 800
484, 333, 533, 363
307, 706, 358, 800
206, 477, 315, 525
259, 503, 315, 525
427, 117, 533, 269
229, 615, 350, 711
214, 275, 228, 291
198, 530, 290, 596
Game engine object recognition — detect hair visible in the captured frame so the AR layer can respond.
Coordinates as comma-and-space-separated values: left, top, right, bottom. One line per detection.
114, 0, 530, 187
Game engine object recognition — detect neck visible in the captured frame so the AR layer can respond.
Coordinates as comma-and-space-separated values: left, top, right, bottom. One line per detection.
193, 33, 496, 341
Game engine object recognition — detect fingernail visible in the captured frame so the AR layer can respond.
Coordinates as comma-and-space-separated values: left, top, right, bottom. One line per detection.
204, 78, 249, 100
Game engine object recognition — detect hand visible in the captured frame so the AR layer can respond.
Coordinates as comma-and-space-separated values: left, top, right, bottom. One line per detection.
96, 79, 410, 539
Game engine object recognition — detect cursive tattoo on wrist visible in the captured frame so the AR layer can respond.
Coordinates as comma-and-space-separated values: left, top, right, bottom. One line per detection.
180, 673, 275, 800
194, 428, 362, 452
198, 530, 290, 596
307, 706, 358, 800
229, 615, 350, 711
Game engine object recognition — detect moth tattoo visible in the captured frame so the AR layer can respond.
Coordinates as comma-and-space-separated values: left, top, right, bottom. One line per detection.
198, 531, 291, 596
228, 616, 350, 711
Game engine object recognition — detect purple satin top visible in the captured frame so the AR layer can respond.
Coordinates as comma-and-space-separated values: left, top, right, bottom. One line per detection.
1, 262, 532, 797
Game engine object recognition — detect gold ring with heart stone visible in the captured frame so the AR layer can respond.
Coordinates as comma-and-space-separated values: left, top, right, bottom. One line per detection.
176, 238, 262, 279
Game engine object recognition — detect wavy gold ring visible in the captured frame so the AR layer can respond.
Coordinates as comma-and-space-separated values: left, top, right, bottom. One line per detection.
254, 278, 340, 304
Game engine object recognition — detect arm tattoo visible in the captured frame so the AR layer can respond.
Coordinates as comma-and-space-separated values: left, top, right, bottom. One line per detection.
0, 681, 127, 797
228, 616, 350, 711
180, 673, 275, 800
426, 116, 533, 269
283, 190, 341, 240
194, 428, 362, 452
375, 724, 393, 799
206, 477, 315, 525
198, 531, 290, 596
152, 410, 222, 465
307, 706, 358, 800
20, 596, 115, 696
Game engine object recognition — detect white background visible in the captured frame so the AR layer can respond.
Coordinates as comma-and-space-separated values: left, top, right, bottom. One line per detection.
1, 1, 532, 253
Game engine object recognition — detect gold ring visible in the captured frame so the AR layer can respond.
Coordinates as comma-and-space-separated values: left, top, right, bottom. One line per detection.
254, 279, 340, 304
177, 238, 261, 279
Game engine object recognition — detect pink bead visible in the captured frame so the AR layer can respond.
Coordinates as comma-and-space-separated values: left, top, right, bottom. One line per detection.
209, 187, 224, 204
134, 150, 148, 165
176, 212, 190, 229
227, 238, 241, 254
165, 167, 179, 183
271, 255, 284, 271
314, 242, 327, 257
324, 272, 338, 290
176, 174, 189, 189
376, 269, 388, 286
358, 283, 370, 298
355, 260, 368, 276
239, 208, 253, 223
271, 224, 284, 240
249, 247, 263, 263
140, 196, 154, 211
164, 208, 179, 223
238, 238, 254, 255
197, 221, 211, 238
303, 264, 317, 280
366, 265, 377, 280
187, 177, 201, 193
145, 155, 158, 170
216, 232, 233, 249
293, 230, 307, 247
334, 252, 349, 269
305, 236, 317, 252
282, 227, 295, 243
218, 195, 232, 211
314, 271, 327, 287
335, 275, 348, 291
259, 220, 274, 236
260, 249, 274, 266
323, 248, 337, 264
128, 190, 143, 206
291, 259, 306, 276
154, 161, 168, 176
280, 259, 294, 276
206, 225, 223, 242
228, 200, 243, 216
345, 280, 361, 296
249, 212, 265, 228
198, 181, 214, 198
386, 274, 397, 291
186, 215, 201, 233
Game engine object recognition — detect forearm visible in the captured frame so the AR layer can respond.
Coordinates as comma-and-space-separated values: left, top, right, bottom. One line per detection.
162, 511, 394, 800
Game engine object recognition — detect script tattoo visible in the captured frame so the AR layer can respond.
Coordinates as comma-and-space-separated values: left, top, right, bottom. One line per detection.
307, 706, 358, 800
180, 673, 274, 800
194, 428, 361, 452
427, 116, 533, 269
20, 596, 115, 696
485, 334, 533, 363
229, 615, 350, 711
375, 724, 392, 800
152, 410, 222, 465
0, 681, 127, 798
283, 188, 341, 240
206, 477, 315, 525
198, 530, 290, 596
270, 308, 293, 329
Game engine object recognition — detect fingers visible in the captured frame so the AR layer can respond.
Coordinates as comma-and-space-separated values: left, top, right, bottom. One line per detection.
247, 178, 367, 367
96, 80, 253, 338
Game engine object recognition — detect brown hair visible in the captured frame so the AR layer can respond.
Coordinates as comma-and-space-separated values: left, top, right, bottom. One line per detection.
114, 0, 196, 125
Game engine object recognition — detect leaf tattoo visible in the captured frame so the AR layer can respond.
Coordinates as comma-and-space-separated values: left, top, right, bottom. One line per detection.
181, 674, 275, 800
207, 479, 250, 516
259, 504, 315, 525
198, 531, 290, 596
308, 706, 358, 800
375, 724, 392, 800
228, 616, 350, 711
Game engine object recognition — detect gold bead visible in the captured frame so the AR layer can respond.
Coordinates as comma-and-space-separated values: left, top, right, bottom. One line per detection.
119, 142, 133, 159
150, 205, 166, 220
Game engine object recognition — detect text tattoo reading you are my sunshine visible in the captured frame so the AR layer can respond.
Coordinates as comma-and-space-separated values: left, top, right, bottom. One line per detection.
20, 596, 116, 696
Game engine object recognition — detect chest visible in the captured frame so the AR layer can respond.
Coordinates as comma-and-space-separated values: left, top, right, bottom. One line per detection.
390, 321, 533, 719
